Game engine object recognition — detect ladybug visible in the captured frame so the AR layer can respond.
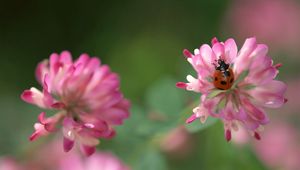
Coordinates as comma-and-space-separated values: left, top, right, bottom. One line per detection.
213, 59, 234, 90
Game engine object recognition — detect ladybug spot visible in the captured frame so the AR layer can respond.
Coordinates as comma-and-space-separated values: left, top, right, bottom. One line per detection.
214, 77, 218, 81
220, 81, 227, 85
230, 78, 234, 83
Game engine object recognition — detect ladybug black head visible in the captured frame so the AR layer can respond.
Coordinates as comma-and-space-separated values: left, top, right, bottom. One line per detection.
215, 59, 229, 71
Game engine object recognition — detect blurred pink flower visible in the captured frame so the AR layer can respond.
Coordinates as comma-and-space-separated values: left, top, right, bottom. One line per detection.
60, 152, 130, 170
225, 0, 300, 55
177, 37, 287, 141
21, 51, 130, 156
160, 126, 194, 158
0, 158, 22, 170
254, 122, 300, 170
0, 139, 130, 170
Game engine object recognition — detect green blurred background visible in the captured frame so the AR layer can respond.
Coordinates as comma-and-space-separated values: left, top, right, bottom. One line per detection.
1, 0, 300, 170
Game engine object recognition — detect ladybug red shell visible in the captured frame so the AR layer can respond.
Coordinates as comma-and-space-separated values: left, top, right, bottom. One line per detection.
213, 59, 234, 90
213, 68, 234, 90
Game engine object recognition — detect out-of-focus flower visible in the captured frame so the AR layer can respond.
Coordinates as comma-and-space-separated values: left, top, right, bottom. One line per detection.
160, 126, 194, 158
225, 0, 300, 56
254, 122, 300, 170
1, 139, 130, 170
0, 158, 22, 170
60, 152, 130, 170
177, 37, 287, 141
21, 51, 130, 156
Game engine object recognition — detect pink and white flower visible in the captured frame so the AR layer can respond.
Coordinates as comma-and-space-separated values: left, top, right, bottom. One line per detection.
177, 37, 287, 141
21, 51, 130, 156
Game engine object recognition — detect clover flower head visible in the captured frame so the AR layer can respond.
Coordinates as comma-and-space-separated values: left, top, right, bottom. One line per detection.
21, 51, 130, 156
177, 37, 287, 141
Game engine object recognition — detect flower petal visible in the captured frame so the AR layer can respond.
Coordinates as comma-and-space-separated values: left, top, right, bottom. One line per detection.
248, 80, 287, 108
212, 42, 225, 59
63, 137, 74, 152
59, 51, 72, 64
186, 114, 197, 123
29, 123, 49, 141
242, 99, 269, 124
234, 37, 257, 75
224, 38, 238, 63
81, 145, 96, 157
35, 60, 49, 84
199, 44, 216, 71
21, 87, 53, 108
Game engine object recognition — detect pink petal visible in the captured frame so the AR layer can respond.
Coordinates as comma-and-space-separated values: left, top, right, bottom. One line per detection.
44, 123, 57, 132
246, 54, 276, 85
211, 37, 219, 45
225, 129, 232, 142
81, 145, 96, 157
254, 132, 261, 140
176, 82, 187, 89
42, 74, 54, 107
105, 129, 116, 139
236, 44, 268, 77
84, 68, 118, 97
247, 66, 277, 85
85, 57, 101, 73
29, 123, 49, 141
59, 51, 72, 64
238, 108, 260, 130
186, 114, 197, 123
21, 87, 53, 108
75, 53, 90, 66
63, 117, 76, 129
51, 102, 65, 109
249, 80, 287, 108
274, 63, 282, 69
29, 132, 39, 141
21, 90, 34, 103
212, 42, 225, 59
93, 92, 123, 110
242, 116, 260, 130
38, 112, 46, 124
183, 49, 193, 58
99, 108, 129, 125
49, 53, 60, 75
234, 37, 257, 75
63, 137, 74, 152
224, 38, 237, 63
199, 44, 216, 70
242, 99, 269, 124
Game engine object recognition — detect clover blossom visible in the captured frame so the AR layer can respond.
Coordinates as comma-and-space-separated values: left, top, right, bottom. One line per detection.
21, 51, 130, 155
177, 37, 287, 141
